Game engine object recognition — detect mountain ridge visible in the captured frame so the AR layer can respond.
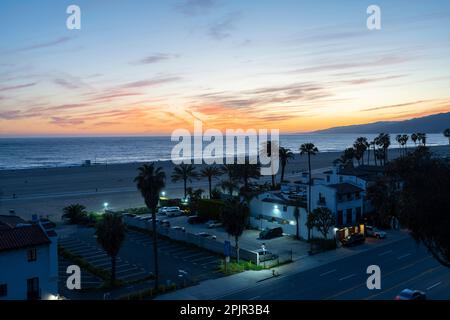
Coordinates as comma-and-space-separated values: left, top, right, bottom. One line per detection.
313, 112, 450, 134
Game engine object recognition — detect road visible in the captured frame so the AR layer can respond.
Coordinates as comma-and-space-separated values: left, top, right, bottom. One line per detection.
217, 236, 450, 300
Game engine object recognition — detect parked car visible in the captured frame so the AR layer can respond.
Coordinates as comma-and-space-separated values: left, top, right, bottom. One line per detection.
341, 233, 365, 247
366, 226, 387, 239
254, 249, 278, 262
171, 226, 186, 232
122, 213, 137, 218
196, 232, 217, 240
206, 220, 223, 228
259, 227, 283, 240
188, 215, 208, 224
395, 289, 426, 300
166, 208, 184, 217
158, 206, 180, 215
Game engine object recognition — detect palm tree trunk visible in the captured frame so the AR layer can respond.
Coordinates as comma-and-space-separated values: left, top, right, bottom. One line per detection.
271, 174, 275, 189
183, 179, 187, 199
281, 163, 286, 183
208, 176, 212, 198
111, 255, 116, 284
235, 236, 240, 264
373, 146, 377, 166
308, 153, 312, 233
367, 148, 371, 165
296, 216, 299, 240
151, 208, 159, 290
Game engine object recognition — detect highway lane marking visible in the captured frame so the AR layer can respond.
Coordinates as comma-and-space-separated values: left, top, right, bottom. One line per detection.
378, 250, 393, 256
397, 253, 412, 260
365, 265, 442, 300
320, 269, 337, 277
339, 274, 356, 281
325, 255, 432, 300
426, 281, 442, 291
248, 296, 260, 300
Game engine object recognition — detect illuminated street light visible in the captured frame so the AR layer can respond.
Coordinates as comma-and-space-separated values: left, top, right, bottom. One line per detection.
103, 202, 109, 212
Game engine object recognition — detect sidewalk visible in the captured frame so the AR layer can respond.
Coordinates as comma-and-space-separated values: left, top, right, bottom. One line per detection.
157, 230, 409, 300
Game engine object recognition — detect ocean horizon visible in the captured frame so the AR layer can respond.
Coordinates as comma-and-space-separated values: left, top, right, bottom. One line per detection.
0, 133, 448, 170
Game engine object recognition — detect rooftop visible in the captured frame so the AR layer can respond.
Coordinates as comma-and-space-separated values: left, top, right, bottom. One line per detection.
327, 183, 364, 194
0, 215, 52, 252
338, 165, 385, 181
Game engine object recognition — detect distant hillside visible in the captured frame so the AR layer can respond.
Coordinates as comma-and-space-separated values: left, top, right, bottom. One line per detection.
314, 112, 450, 134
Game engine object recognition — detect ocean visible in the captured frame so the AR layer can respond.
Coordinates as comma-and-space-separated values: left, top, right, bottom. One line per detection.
0, 134, 447, 170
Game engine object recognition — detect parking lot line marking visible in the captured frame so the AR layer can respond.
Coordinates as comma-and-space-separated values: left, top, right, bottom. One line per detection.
116, 267, 141, 275
339, 274, 356, 281
92, 261, 111, 268
248, 296, 260, 300
320, 269, 337, 277
165, 247, 190, 255
191, 256, 216, 263
88, 256, 109, 263
427, 282, 442, 290
397, 253, 412, 260
119, 271, 147, 280
179, 252, 206, 260
378, 250, 393, 256
62, 244, 86, 251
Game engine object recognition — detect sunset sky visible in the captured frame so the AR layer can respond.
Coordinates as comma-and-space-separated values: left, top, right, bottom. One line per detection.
0, 0, 449, 136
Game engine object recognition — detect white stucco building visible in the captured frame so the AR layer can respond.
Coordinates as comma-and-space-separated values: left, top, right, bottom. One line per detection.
0, 215, 58, 300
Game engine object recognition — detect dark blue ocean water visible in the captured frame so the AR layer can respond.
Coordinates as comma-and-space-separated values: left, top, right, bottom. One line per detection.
0, 134, 447, 170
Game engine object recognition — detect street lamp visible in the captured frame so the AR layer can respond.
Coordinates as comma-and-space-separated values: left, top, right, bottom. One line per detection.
103, 202, 109, 212
161, 191, 166, 197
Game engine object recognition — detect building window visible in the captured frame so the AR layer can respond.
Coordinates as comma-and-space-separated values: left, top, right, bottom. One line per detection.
27, 277, 40, 300
283, 206, 287, 212
355, 192, 361, 199
0, 284, 7, 297
339, 176, 343, 183
27, 248, 37, 262
326, 175, 330, 183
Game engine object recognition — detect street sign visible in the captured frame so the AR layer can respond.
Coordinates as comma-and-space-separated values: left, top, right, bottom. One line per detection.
224, 240, 231, 257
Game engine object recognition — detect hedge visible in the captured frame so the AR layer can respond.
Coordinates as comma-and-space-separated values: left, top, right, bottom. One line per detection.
197, 199, 226, 220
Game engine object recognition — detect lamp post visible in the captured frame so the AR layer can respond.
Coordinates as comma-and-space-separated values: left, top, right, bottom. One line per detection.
103, 202, 109, 213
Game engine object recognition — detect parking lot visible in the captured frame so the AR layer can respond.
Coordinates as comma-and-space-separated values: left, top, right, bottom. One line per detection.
165, 215, 312, 260
57, 226, 224, 288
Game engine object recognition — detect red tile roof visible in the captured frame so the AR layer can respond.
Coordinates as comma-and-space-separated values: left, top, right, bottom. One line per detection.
0, 216, 51, 252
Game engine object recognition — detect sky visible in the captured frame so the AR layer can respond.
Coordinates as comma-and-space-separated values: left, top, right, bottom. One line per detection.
0, 0, 449, 136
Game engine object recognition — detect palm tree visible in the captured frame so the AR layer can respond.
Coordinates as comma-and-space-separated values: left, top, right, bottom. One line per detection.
200, 165, 223, 198
219, 180, 239, 196
411, 133, 418, 146
134, 163, 166, 289
354, 137, 368, 166
300, 143, 319, 228
62, 204, 87, 224
417, 133, 427, 146
221, 199, 249, 263
279, 147, 294, 183
235, 162, 261, 191
95, 213, 126, 284
333, 147, 355, 168
171, 163, 198, 199
396, 134, 403, 157
367, 139, 375, 165
260, 140, 279, 189
444, 128, 450, 145
375, 133, 390, 165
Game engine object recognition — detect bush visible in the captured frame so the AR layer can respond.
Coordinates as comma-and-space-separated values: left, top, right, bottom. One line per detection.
309, 238, 337, 253
197, 199, 226, 220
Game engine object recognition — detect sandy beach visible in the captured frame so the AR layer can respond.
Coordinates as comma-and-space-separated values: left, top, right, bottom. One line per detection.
1, 145, 449, 221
